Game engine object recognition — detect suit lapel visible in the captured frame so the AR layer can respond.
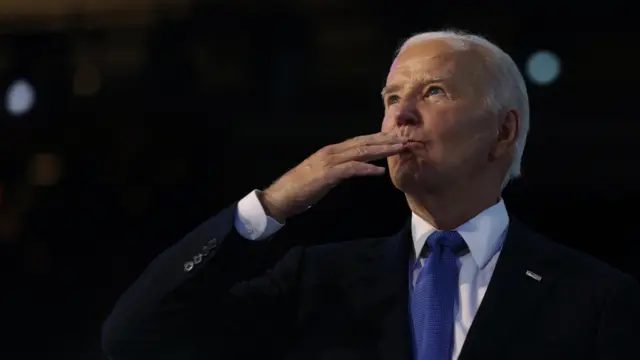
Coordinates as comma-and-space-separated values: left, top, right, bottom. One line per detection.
458, 218, 558, 360
341, 222, 414, 360
339, 217, 558, 360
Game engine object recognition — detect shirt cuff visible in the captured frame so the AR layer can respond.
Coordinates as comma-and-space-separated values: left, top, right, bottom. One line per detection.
234, 190, 284, 241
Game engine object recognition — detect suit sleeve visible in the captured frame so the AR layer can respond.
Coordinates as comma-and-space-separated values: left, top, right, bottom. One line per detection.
235, 189, 284, 241
596, 274, 640, 359
101, 202, 303, 360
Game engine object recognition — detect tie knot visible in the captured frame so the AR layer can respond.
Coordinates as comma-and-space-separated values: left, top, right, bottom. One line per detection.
426, 230, 467, 255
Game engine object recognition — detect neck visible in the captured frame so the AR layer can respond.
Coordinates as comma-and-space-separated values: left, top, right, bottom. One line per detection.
405, 182, 501, 230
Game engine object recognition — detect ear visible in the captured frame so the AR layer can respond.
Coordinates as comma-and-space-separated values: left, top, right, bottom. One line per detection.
490, 109, 519, 161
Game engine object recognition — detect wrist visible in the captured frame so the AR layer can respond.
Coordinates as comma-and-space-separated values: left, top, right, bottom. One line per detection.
257, 189, 288, 223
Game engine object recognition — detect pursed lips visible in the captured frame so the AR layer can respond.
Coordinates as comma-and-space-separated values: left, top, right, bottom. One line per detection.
404, 140, 425, 149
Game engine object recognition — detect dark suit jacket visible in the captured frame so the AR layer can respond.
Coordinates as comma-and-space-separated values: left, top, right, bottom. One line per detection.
102, 203, 640, 360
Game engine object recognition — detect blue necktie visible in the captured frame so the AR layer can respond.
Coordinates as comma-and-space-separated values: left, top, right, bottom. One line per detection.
411, 230, 467, 360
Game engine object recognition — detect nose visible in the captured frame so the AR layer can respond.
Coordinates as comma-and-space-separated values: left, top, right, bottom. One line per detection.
392, 101, 420, 127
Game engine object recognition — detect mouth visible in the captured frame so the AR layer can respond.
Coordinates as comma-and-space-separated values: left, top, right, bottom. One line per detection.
404, 140, 424, 150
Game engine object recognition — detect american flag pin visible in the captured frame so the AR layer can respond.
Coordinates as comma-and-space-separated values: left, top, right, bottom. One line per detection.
526, 270, 542, 281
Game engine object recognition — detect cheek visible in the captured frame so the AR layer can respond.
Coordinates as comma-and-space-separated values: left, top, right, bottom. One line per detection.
418, 107, 452, 137
438, 125, 492, 164
421, 111, 468, 156
425, 104, 477, 136
380, 112, 394, 132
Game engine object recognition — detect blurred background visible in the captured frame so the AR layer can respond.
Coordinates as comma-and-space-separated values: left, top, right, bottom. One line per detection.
0, 0, 638, 358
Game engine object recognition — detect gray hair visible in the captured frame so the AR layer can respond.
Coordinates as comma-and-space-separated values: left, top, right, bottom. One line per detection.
397, 30, 530, 189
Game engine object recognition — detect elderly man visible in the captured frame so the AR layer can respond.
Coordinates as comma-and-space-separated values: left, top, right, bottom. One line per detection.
102, 30, 640, 360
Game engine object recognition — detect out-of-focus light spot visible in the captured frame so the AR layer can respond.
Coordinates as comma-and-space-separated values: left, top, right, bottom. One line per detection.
5, 79, 35, 116
73, 65, 102, 96
29, 153, 63, 186
526, 50, 561, 86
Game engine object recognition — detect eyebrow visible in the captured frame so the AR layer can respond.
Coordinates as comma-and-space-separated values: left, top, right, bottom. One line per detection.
380, 77, 447, 98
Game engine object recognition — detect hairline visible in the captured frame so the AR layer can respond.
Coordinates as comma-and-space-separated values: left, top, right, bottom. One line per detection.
394, 30, 530, 189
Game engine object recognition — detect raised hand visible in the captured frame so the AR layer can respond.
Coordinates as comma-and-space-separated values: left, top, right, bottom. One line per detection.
260, 132, 409, 222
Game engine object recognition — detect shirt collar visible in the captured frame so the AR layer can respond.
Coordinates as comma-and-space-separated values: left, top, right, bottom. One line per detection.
410, 199, 509, 269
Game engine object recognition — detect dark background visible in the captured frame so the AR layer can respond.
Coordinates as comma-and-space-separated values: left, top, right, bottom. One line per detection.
0, 1, 638, 358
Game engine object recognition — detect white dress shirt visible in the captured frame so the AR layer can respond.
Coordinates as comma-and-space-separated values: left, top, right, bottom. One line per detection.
234, 190, 509, 360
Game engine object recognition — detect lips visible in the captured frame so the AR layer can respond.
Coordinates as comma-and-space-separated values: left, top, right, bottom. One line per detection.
396, 133, 424, 145
404, 140, 424, 149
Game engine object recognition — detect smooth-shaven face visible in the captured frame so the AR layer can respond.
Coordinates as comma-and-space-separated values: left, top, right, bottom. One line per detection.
382, 39, 505, 194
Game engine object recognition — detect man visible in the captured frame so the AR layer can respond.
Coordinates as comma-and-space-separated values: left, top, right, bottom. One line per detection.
102, 30, 640, 360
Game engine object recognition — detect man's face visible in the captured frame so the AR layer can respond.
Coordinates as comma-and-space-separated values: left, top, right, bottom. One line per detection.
382, 39, 500, 194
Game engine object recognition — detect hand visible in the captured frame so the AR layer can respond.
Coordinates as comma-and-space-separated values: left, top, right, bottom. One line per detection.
260, 132, 409, 222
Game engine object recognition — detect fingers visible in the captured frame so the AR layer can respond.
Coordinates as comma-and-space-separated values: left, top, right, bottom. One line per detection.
330, 161, 386, 181
329, 132, 406, 152
331, 143, 406, 164
350, 132, 407, 147
320, 132, 407, 164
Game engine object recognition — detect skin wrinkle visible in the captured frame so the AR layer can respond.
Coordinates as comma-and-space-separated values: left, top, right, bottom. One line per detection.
381, 38, 520, 229
392, 31, 529, 192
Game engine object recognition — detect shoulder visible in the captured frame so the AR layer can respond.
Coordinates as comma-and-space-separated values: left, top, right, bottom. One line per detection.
293, 235, 392, 277
303, 236, 389, 261
511, 218, 636, 288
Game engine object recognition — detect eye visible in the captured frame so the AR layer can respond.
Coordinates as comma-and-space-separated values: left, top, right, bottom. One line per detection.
386, 94, 400, 106
426, 86, 445, 97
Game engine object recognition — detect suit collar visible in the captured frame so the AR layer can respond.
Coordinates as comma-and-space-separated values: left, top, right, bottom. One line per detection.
458, 216, 559, 360
411, 199, 509, 269
341, 216, 559, 360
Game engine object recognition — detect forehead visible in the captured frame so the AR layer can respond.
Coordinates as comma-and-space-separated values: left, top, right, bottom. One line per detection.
386, 39, 485, 85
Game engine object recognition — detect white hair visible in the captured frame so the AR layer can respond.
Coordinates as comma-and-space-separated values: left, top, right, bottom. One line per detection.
397, 30, 530, 189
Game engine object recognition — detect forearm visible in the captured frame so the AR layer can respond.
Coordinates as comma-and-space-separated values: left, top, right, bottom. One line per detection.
102, 202, 275, 359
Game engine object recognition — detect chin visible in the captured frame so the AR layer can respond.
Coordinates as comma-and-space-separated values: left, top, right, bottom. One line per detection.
390, 166, 420, 192
390, 165, 442, 195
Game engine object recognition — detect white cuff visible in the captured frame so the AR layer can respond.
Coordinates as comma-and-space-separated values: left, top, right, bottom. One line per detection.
234, 190, 284, 241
